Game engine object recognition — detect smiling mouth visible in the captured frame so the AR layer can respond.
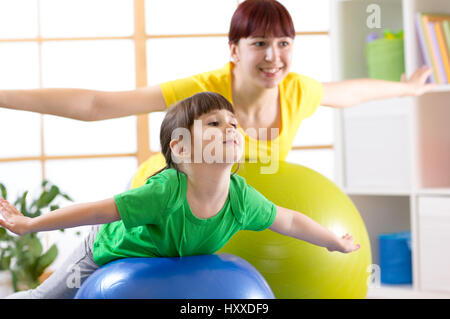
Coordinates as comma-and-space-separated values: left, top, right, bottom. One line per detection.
259, 67, 283, 76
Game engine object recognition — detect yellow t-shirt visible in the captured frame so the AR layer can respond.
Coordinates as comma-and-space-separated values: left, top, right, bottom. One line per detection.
131, 62, 323, 188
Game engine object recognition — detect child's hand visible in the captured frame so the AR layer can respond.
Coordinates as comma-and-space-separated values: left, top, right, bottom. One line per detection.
327, 233, 361, 254
0, 198, 32, 235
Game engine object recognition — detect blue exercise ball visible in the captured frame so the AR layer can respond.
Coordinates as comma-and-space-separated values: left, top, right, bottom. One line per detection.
74, 253, 275, 299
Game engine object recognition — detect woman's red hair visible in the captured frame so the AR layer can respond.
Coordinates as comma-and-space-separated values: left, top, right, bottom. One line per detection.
228, 0, 295, 44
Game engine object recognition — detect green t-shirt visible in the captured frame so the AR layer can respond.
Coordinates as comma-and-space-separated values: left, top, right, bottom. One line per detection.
92, 168, 277, 266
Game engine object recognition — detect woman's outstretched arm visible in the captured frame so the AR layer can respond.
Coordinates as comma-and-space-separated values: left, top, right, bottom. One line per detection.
321, 66, 435, 108
0, 84, 167, 121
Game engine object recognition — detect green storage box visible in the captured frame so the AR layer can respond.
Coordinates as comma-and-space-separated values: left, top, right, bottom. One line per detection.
366, 38, 405, 81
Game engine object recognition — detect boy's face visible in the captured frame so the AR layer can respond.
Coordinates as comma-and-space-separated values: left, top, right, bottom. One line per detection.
191, 109, 244, 164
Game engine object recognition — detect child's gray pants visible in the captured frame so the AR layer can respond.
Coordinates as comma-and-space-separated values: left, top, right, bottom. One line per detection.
5, 226, 100, 299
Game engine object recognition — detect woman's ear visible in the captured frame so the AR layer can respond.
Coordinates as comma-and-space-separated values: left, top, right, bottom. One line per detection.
229, 42, 240, 63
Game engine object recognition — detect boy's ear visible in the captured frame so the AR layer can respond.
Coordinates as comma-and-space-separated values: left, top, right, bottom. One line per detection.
170, 138, 190, 160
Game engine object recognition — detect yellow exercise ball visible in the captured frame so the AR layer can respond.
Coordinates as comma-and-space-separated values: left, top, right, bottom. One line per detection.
219, 161, 371, 299
131, 153, 166, 189
132, 155, 371, 299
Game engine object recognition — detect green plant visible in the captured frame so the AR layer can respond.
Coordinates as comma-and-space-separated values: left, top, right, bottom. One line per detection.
0, 180, 73, 291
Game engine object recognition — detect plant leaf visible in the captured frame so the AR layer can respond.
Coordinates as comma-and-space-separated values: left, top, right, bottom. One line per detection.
15, 191, 29, 216
36, 244, 58, 276
10, 270, 19, 292
0, 254, 11, 270
0, 183, 7, 200
0, 227, 8, 239
38, 185, 60, 209
62, 193, 73, 202
28, 236, 43, 258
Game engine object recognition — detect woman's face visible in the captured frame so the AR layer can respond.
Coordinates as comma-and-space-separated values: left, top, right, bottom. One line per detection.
230, 36, 294, 89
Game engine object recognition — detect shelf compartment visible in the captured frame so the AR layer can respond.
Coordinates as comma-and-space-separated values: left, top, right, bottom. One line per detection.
416, 92, 450, 188
349, 195, 411, 266
342, 98, 414, 190
418, 196, 450, 293
331, 0, 403, 80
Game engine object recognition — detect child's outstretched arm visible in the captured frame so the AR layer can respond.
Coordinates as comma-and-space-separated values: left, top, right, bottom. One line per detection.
0, 197, 120, 235
269, 206, 360, 253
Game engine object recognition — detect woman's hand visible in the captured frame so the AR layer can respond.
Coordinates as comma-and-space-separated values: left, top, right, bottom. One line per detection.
328, 233, 361, 254
0, 198, 32, 235
401, 66, 436, 96
322, 65, 436, 108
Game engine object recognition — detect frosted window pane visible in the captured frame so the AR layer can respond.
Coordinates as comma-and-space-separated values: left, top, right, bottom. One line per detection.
45, 157, 137, 203
0, 0, 38, 39
146, 37, 230, 85
41, 40, 135, 90
148, 112, 166, 151
0, 161, 42, 200
279, 0, 330, 32
43, 115, 136, 156
0, 109, 41, 157
40, 0, 133, 37
0, 43, 40, 89
291, 35, 331, 82
293, 107, 334, 146
145, 0, 237, 35
285, 149, 335, 182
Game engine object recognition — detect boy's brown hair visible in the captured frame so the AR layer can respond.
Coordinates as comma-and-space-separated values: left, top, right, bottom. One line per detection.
148, 92, 237, 179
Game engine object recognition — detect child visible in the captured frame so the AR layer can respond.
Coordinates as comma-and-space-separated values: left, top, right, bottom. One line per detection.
0, 92, 360, 299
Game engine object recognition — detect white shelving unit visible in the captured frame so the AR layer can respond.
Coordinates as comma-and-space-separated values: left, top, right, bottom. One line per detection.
331, 0, 450, 299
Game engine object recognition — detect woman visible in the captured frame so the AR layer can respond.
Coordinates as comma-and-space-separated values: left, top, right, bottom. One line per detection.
0, 0, 433, 187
